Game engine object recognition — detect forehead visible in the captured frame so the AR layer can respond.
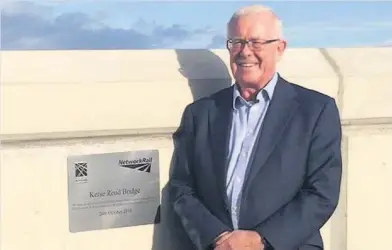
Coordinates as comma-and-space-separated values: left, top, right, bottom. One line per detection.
228, 14, 277, 39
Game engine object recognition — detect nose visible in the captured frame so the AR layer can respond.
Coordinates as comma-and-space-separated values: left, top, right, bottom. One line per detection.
239, 42, 253, 57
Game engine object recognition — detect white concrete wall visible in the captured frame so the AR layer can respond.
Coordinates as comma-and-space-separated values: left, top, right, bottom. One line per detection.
1, 48, 391, 250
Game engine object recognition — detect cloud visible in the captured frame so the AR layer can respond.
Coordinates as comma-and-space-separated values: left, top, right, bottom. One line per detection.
1, 1, 224, 50
5, 1, 389, 50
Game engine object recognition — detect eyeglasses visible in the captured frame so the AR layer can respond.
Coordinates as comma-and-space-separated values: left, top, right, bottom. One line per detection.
226, 38, 280, 51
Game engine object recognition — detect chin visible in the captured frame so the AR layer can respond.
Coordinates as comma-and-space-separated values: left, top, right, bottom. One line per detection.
236, 75, 262, 87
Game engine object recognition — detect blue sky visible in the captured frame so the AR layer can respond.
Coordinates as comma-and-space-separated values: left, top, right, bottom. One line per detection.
1, 1, 392, 50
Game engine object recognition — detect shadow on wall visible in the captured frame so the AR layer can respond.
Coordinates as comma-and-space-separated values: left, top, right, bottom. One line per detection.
151, 49, 232, 250
176, 49, 233, 100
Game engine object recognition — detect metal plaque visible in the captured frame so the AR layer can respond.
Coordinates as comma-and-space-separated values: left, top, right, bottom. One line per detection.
67, 149, 160, 233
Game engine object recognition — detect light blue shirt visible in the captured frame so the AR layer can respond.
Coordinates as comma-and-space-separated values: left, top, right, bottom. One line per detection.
225, 72, 278, 229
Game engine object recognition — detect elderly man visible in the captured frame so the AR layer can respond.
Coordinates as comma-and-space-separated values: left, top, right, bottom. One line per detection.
168, 5, 342, 250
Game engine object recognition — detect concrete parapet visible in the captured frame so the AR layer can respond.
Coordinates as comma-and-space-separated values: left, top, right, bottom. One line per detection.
1, 48, 391, 250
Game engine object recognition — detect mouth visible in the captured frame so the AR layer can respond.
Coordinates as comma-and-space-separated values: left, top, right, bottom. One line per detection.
237, 62, 258, 68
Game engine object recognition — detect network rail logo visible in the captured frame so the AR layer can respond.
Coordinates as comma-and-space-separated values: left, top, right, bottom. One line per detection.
118, 157, 152, 173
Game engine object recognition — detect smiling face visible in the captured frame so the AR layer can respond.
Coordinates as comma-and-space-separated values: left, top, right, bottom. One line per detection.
228, 12, 287, 89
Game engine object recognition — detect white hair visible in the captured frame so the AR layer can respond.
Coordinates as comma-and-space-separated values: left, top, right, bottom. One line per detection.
227, 5, 284, 39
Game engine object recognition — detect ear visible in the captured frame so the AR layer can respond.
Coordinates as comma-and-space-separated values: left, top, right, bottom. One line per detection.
276, 39, 287, 62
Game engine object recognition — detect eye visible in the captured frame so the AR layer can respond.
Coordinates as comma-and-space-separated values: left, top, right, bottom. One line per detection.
251, 41, 264, 49
232, 40, 243, 46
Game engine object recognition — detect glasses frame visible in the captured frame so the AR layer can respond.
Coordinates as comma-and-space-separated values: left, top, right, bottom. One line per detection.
226, 38, 280, 51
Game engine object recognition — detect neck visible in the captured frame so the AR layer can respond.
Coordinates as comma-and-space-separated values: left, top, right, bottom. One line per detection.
240, 88, 259, 101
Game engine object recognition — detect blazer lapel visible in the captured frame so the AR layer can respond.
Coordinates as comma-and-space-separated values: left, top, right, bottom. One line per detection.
242, 77, 299, 192
209, 87, 234, 203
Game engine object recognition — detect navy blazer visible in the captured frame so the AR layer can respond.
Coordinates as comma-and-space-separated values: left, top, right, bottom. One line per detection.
167, 75, 342, 250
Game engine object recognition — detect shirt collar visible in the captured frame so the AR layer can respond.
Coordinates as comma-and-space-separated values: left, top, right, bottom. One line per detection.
232, 72, 279, 110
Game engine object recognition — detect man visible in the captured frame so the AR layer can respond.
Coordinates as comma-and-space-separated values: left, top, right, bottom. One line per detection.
167, 5, 342, 250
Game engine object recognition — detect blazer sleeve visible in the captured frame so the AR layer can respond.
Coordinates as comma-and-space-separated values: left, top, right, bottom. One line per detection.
167, 105, 232, 250
254, 98, 343, 250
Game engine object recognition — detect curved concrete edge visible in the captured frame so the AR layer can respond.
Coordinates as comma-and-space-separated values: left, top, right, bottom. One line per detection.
319, 48, 344, 116
325, 48, 392, 120
1, 48, 392, 139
